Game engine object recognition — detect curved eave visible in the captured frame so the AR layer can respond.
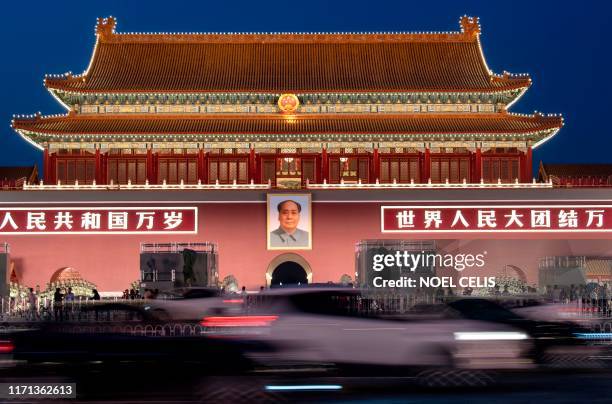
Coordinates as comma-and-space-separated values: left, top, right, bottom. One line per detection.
12, 110, 563, 151
47, 86, 73, 111
13, 128, 45, 151
13, 127, 562, 147
44, 28, 102, 110
504, 85, 529, 111
473, 22, 532, 109
532, 126, 562, 149
12, 112, 563, 136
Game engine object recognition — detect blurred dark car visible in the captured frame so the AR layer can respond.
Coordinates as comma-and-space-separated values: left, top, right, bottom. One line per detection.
444, 298, 605, 368
3, 302, 264, 370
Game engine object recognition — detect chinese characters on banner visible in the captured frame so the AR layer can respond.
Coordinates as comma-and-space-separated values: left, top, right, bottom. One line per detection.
382, 205, 612, 232
0, 207, 198, 234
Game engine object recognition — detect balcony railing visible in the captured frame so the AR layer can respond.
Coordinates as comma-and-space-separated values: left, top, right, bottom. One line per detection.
140, 242, 216, 253
7, 178, 558, 190
21, 179, 270, 191
308, 178, 554, 189
539, 256, 587, 270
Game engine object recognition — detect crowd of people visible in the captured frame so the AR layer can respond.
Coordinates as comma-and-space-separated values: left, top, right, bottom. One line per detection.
6, 281, 612, 321
11, 286, 102, 321
121, 288, 162, 300
545, 283, 612, 313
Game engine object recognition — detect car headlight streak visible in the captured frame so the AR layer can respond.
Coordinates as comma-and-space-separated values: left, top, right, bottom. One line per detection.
454, 332, 529, 341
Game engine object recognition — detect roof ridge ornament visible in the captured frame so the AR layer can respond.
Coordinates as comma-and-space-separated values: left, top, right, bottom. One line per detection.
89, 16, 484, 44
96, 16, 116, 40
460, 16, 480, 38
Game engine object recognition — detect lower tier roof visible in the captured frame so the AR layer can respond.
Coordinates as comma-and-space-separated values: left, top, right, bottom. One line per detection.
12, 112, 562, 147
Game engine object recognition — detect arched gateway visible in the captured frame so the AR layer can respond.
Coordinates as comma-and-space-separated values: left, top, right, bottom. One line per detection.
271, 261, 307, 286
266, 253, 312, 287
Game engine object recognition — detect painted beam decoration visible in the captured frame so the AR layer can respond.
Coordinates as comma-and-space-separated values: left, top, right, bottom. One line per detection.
0, 207, 197, 234
382, 204, 612, 233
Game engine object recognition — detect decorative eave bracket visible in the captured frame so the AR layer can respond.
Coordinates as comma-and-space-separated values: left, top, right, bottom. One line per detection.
460, 16, 481, 38
96, 16, 117, 41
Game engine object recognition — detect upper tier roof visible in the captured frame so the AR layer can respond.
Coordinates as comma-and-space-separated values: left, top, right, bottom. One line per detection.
44, 16, 530, 94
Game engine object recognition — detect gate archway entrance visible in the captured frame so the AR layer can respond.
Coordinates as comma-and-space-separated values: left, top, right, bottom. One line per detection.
271, 261, 307, 286
266, 253, 312, 287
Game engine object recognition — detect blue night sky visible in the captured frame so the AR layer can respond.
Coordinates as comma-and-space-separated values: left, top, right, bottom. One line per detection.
0, 0, 610, 170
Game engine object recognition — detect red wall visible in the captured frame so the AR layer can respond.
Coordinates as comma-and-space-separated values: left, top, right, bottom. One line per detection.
4, 202, 612, 291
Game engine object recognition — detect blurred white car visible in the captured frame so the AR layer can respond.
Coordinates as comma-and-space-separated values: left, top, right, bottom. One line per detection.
143, 287, 242, 322
200, 288, 534, 373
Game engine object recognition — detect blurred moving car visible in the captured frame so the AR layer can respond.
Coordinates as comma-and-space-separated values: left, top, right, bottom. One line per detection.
4, 301, 261, 370
142, 287, 234, 322
200, 288, 534, 378
446, 298, 607, 368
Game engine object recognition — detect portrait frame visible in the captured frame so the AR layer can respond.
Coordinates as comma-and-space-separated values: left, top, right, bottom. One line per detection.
267, 193, 312, 250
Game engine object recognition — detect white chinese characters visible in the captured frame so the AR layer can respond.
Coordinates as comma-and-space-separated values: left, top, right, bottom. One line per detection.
0, 208, 195, 233
389, 207, 610, 232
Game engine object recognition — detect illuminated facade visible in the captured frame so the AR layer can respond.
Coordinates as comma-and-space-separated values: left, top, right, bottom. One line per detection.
5, 16, 594, 293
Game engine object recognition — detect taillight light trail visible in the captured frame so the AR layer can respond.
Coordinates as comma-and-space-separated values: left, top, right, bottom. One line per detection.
200, 315, 278, 327
222, 299, 244, 304
0, 340, 14, 353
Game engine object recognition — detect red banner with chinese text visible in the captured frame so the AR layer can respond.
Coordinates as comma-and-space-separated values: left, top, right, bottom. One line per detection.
0, 207, 197, 234
382, 205, 612, 233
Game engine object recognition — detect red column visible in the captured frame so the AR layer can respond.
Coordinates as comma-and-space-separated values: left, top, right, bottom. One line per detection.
100, 152, 107, 185
417, 151, 423, 183
321, 147, 329, 182
422, 147, 431, 182
372, 147, 379, 183
419, 150, 425, 183
49, 153, 57, 184
519, 152, 525, 183
197, 149, 204, 183
519, 148, 534, 183
153, 152, 159, 184
474, 147, 482, 183
146, 148, 153, 183
153, 152, 163, 184
94, 147, 101, 183
249, 147, 255, 182
469, 152, 475, 183
525, 147, 533, 182
202, 151, 209, 183
43, 148, 50, 183
256, 154, 262, 184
